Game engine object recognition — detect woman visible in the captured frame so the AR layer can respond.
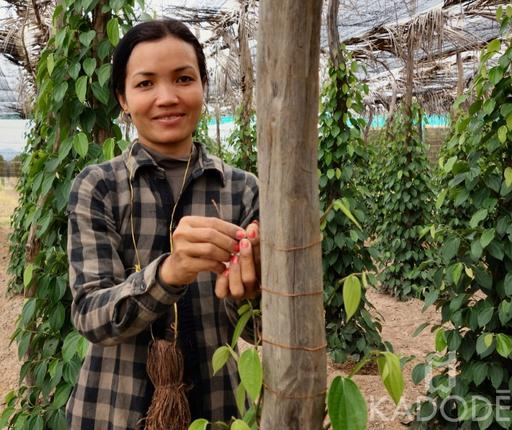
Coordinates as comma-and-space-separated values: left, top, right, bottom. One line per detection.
66, 18, 259, 430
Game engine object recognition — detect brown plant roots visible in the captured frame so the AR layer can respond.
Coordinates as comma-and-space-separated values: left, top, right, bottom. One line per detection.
144, 339, 191, 430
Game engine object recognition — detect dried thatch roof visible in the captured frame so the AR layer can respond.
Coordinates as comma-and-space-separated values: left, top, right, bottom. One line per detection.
166, 0, 508, 115
166, 2, 257, 108
342, 0, 507, 113
0, 0, 52, 73
0, 0, 53, 115
0, 0, 508, 116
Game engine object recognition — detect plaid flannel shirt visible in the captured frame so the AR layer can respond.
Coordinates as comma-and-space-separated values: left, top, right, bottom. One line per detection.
66, 141, 259, 430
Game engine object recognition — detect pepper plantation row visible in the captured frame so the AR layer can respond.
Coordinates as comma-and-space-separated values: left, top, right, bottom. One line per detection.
0, 1, 511, 429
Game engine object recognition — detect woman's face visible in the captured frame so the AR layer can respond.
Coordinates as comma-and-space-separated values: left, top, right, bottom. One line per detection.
118, 36, 204, 156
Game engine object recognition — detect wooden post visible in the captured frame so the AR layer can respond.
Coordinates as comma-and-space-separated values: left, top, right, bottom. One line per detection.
215, 99, 222, 155
326, 0, 348, 128
404, 38, 414, 122
238, 0, 255, 169
256, 1, 326, 429
456, 52, 464, 97
327, 0, 341, 68
404, 36, 415, 146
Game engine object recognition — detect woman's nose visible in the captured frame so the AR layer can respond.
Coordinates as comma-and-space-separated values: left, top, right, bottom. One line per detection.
156, 83, 179, 105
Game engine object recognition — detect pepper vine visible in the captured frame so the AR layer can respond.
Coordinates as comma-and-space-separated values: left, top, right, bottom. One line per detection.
193, 110, 222, 157
318, 49, 383, 363
1, 1, 140, 427
372, 102, 435, 300
412, 6, 512, 428
226, 106, 257, 175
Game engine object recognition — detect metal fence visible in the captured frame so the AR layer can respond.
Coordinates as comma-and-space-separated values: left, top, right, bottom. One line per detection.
0, 161, 21, 177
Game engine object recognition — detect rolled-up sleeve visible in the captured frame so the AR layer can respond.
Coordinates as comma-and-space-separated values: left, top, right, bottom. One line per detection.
67, 167, 186, 346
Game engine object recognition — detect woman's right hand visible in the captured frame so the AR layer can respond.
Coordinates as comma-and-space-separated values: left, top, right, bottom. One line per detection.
158, 216, 244, 286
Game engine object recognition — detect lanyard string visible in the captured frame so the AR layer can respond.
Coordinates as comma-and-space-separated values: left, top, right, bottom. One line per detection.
128, 141, 194, 341
127, 142, 143, 273
168, 147, 193, 340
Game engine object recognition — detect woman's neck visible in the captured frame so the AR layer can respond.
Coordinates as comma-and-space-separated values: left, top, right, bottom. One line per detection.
138, 138, 193, 158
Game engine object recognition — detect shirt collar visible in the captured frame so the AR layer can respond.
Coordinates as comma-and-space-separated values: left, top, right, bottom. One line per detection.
123, 140, 225, 186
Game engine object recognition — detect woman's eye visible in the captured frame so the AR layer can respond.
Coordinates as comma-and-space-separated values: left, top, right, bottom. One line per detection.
136, 80, 152, 88
177, 76, 194, 83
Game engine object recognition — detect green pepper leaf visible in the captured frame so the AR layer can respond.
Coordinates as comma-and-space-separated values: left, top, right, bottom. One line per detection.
328, 376, 367, 430
238, 348, 262, 402
343, 274, 361, 322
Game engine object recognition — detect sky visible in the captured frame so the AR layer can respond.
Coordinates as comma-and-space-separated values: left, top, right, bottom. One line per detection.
0, 119, 29, 158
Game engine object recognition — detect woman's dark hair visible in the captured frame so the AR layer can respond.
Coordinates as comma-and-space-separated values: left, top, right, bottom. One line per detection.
111, 18, 208, 103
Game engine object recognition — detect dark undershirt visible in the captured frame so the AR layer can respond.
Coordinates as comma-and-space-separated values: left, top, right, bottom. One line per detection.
142, 143, 199, 202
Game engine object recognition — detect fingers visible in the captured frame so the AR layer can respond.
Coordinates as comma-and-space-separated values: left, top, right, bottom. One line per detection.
178, 240, 233, 263
215, 268, 230, 298
160, 254, 226, 286
182, 216, 245, 241
174, 225, 239, 255
219, 242, 259, 300
245, 220, 261, 279
171, 216, 261, 296
246, 220, 259, 244
228, 255, 244, 299
239, 239, 257, 298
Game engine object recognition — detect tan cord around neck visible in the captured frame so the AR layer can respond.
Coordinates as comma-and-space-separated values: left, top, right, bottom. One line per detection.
168, 145, 194, 340
128, 142, 194, 339
127, 142, 142, 273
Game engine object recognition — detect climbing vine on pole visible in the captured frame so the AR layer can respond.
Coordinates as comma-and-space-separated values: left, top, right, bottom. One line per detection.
2, 0, 140, 427
373, 102, 435, 300
412, 7, 512, 429
227, 106, 257, 175
318, 48, 383, 363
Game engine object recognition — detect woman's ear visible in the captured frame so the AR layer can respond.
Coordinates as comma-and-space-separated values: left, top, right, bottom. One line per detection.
117, 92, 128, 113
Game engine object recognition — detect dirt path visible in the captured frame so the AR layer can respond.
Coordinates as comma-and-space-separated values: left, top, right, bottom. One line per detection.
0, 180, 24, 409
343, 288, 441, 429
0, 226, 23, 406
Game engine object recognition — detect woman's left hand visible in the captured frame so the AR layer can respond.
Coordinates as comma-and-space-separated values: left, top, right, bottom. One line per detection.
215, 221, 260, 300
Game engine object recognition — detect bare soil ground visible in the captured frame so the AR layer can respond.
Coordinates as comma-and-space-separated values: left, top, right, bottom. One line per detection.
0, 182, 441, 428
343, 288, 440, 429
0, 225, 23, 406
0, 179, 23, 408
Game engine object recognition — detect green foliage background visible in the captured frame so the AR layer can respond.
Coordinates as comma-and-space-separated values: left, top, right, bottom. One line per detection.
412, 6, 512, 429
372, 103, 435, 300
194, 111, 222, 157
226, 106, 258, 175
318, 50, 383, 363
1, 1, 139, 427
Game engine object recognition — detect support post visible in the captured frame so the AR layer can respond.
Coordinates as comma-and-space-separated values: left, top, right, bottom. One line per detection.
256, 1, 326, 428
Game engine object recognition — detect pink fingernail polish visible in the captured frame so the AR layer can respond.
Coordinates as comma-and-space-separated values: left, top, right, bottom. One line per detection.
223, 269, 229, 277
231, 255, 239, 264
236, 230, 246, 240
241, 240, 250, 249
248, 231, 256, 239
233, 242, 240, 253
